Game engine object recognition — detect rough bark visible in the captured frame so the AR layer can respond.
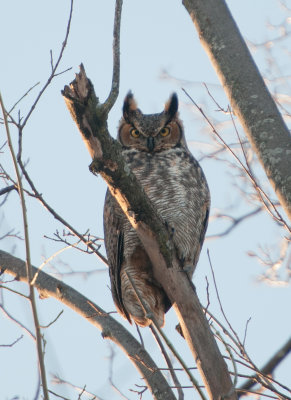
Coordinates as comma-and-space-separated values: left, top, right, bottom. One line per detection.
62, 66, 236, 399
0, 249, 176, 400
183, 0, 291, 222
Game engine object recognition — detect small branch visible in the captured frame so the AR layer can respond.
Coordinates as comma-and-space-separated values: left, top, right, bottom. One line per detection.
0, 284, 29, 299
107, 344, 130, 400
0, 303, 36, 340
40, 310, 64, 329
0, 334, 23, 347
182, 88, 290, 234
48, 389, 71, 400
242, 318, 251, 348
238, 337, 291, 396
0, 93, 49, 400
150, 325, 184, 400
17, 160, 107, 265
50, 375, 102, 400
21, 0, 73, 129
207, 207, 263, 239
8, 82, 40, 115
103, 0, 122, 113
0, 185, 16, 196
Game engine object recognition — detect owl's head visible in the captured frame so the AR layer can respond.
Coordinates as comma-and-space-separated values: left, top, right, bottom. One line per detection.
118, 92, 187, 152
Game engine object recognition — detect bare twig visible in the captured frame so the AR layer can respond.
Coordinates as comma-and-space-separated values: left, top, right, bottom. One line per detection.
207, 207, 263, 239
40, 310, 64, 329
204, 255, 291, 398
51, 375, 101, 400
8, 82, 40, 115
107, 344, 130, 400
150, 324, 184, 400
0, 284, 29, 299
0, 334, 23, 347
17, 162, 108, 265
242, 318, 251, 348
48, 389, 71, 400
0, 303, 36, 340
238, 337, 291, 396
182, 88, 291, 233
103, 0, 122, 113
0, 93, 49, 400
21, 0, 73, 129
0, 185, 16, 196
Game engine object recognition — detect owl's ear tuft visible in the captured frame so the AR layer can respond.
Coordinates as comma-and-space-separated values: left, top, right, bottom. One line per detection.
123, 91, 138, 122
164, 93, 178, 119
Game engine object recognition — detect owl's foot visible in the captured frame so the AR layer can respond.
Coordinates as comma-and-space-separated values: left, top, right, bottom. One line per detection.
121, 267, 166, 327
123, 287, 165, 327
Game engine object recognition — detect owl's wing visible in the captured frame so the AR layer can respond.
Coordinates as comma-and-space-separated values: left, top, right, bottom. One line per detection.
192, 179, 211, 268
104, 190, 132, 323
199, 204, 210, 251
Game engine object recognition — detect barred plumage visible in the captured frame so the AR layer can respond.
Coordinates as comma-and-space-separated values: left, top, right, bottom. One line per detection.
103, 92, 210, 327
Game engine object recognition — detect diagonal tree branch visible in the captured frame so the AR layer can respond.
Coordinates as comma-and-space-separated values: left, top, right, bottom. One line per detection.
62, 64, 235, 399
182, 0, 291, 223
61, 1, 235, 397
0, 249, 176, 400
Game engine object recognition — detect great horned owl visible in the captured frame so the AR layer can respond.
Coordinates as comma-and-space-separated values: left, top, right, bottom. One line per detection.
103, 92, 210, 327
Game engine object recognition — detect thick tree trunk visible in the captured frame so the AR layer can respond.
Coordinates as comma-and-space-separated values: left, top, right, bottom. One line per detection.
183, 0, 291, 222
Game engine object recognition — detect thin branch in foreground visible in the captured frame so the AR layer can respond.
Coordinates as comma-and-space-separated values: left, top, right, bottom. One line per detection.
0, 93, 49, 400
0, 185, 16, 197
40, 310, 64, 329
207, 206, 263, 239
150, 324, 184, 400
208, 313, 291, 397
0, 334, 23, 347
48, 389, 71, 400
242, 317, 251, 348
0, 303, 36, 340
238, 336, 291, 397
51, 374, 102, 400
8, 82, 40, 115
107, 343, 131, 400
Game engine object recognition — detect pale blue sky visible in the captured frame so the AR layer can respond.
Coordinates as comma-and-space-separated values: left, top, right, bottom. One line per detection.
1, 1, 290, 399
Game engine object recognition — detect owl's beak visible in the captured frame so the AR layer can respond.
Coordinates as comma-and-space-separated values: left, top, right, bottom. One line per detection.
147, 137, 155, 152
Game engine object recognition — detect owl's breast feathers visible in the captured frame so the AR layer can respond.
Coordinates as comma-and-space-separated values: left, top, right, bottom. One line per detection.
104, 146, 210, 326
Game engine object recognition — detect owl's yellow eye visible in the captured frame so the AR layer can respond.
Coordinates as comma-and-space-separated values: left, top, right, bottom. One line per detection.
130, 128, 140, 138
159, 127, 170, 137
